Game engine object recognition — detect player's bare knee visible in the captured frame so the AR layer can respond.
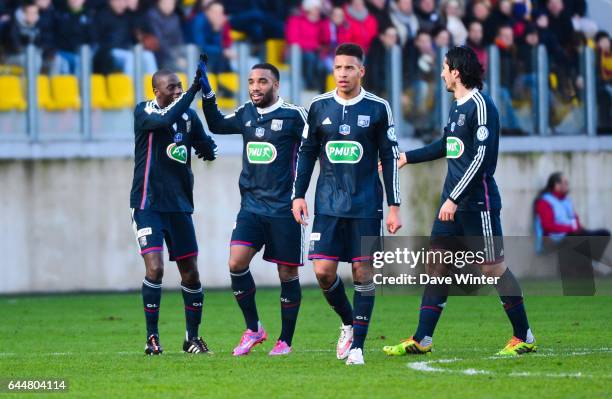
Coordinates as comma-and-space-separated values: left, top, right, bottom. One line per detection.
482, 262, 506, 278
278, 265, 298, 281
426, 261, 447, 277
351, 262, 373, 284
146, 264, 164, 281
228, 256, 249, 273
315, 268, 336, 288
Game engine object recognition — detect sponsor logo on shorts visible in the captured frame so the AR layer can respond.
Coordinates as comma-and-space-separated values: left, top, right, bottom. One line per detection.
310, 232, 321, 241
137, 227, 152, 238
246, 142, 277, 164
166, 143, 188, 164
325, 141, 363, 163
446, 136, 464, 158
139, 236, 147, 247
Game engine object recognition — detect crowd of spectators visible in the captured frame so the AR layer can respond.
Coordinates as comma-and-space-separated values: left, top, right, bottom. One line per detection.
0, 0, 609, 131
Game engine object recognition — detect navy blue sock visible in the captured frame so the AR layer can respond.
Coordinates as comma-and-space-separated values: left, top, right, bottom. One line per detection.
414, 284, 448, 344
181, 282, 203, 340
351, 281, 375, 350
322, 275, 353, 326
279, 276, 302, 346
142, 277, 162, 337
496, 268, 530, 341
230, 267, 259, 331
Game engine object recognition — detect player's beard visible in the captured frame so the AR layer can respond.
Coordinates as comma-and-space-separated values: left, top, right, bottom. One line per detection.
251, 88, 275, 108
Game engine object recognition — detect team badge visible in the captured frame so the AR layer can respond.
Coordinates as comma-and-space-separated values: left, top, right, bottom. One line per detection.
173, 132, 183, 143
458, 114, 466, 126
339, 124, 351, 135
451, 122, 456, 132
255, 127, 265, 138
387, 127, 397, 141
477, 126, 489, 141
271, 119, 283, 131
138, 236, 147, 247
357, 115, 370, 127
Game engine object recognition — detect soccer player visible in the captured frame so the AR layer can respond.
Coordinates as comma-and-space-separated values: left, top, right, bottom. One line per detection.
198, 60, 306, 356
292, 43, 402, 365
382, 46, 536, 357
130, 67, 218, 355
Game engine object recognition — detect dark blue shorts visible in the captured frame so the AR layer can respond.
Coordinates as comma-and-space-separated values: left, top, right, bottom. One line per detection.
230, 209, 304, 266
131, 209, 198, 261
308, 215, 381, 263
430, 210, 504, 264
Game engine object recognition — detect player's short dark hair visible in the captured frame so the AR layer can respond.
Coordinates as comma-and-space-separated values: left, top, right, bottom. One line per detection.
152, 69, 175, 89
445, 46, 484, 90
251, 63, 280, 81
335, 43, 364, 64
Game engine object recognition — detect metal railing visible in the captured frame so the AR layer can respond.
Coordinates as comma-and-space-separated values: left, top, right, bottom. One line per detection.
5, 42, 604, 142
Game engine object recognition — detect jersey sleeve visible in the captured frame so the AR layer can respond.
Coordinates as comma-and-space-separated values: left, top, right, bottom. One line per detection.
201, 95, 243, 135
189, 112, 216, 155
134, 90, 197, 131
405, 127, 447, 164
292, 106, 308, 140
447, 101, 497, 204
377, 102, 401, 206
291, 103, 320, 200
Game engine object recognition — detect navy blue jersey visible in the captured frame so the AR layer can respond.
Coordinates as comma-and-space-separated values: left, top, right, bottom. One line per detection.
202, 95, 306, 217
405, 89, 501, 211
130, 90, 216, 213
292, 89, 401, 219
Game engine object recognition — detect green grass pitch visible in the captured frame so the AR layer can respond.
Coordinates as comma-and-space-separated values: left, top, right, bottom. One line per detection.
1, 287, 611, 398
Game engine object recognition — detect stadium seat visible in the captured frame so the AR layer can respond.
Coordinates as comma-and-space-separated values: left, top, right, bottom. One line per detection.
0, 75, 27, 111
229, 30, 247, 41
37, 75, 55, 111
50, 75, 81, 110
106, 73, 135, 109
325, 74, 335, 92
265, 39, 289, 71
218, 72, 239, 92
91, 74, 112, 110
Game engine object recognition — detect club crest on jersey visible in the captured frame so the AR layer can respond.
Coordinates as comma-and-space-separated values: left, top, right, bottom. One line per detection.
325, 141, 363, 163
246, 141, 277, 164
166, 143, 188, 164
271, 119, 283, 131
458, 114, 466, 126
255, 127, 265, 138
339, 124, 351, 135
173, 132, 183, 143
357, 115, 370, 127
446, 137, 464, 158
477, 126, 489, 141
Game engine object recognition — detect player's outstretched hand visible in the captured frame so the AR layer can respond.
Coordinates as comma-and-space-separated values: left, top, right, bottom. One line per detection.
194, 137, 218, 161
197, 53, 213, 96
438, 198, 457, 222
292, 198, 309, 225
386, 205, 402, 234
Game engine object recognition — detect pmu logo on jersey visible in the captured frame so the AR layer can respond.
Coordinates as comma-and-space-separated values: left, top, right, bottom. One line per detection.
446, 137, 464, 158
246, 141, 277, 164
255, 127, 265, 138
166, 143, 188, 163
357, 115, 370, 127
339, 124, 351, 135
325, 141, 363, 163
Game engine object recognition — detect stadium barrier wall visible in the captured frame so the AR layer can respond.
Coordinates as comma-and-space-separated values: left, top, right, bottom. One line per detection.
1, 151, 611, 294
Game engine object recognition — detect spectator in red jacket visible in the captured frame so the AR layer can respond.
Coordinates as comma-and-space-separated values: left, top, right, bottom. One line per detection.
343, 0, 378, 53
286, 0, 330, 90
466, 20, 488, 73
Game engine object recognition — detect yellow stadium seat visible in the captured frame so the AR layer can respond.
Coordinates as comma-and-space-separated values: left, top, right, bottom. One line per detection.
107, 73, 135, 109
91, 74, 112, 109
182, 0, 196, 6
265, 39, 289, 71
0, 75, 27, 111
51, 75, 81, 110
229, 30, 247, 41
209, 73, 219, 93
326, 74, 335, 92
37, 75, 55, 111
218, 72, 239, 92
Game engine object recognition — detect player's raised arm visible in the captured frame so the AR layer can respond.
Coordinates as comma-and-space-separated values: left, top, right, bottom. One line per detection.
134, 71, 200, 131
190, 113, 218, 161
197, 56, 243, 135
447, 98, 496, 205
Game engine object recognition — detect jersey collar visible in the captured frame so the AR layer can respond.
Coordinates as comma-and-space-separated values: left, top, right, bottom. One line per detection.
456, 88, 478, 106
256, 97, 284, 114
333, 87, 366, 106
